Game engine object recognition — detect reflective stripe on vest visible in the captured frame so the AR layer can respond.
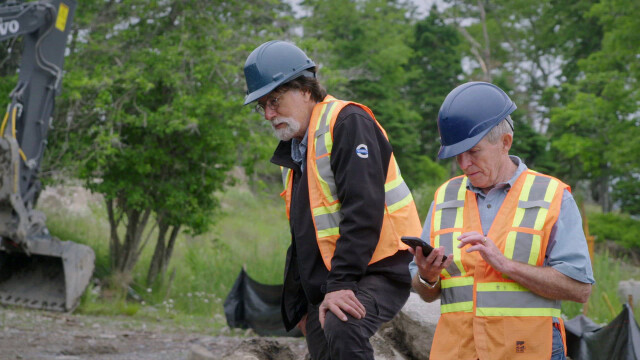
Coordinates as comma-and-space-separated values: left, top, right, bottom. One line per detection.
505, 173, 559, 265
281, 167, 292, 189
441, 276, 474, 313
433, 176, 468, 278
434, 171, 562, 317
310, 99, 414, 238
476, 282, 561, 317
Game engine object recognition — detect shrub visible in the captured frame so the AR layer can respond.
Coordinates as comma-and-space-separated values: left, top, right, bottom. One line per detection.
589, 213, 640, 249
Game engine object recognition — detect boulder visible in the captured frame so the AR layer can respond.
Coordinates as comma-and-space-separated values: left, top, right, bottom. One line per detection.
380, 292, 440, 359
618, 279, 640, 308
220, 338, 301, 360
188, 344, 216, 360
210, 292, 441, 359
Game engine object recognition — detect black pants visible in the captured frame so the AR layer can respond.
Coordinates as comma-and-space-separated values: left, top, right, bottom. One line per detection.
304, 274, 411, 360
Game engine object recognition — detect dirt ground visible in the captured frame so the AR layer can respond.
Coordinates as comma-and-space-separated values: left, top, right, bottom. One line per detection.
0, 306, 308, 360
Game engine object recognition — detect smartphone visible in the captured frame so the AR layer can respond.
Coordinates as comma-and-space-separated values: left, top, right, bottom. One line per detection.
401, 236, 447, 261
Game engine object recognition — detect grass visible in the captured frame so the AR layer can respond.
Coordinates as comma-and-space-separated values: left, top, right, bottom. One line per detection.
38, 182, 640, 333
562, 250, 640, 325
40, 182, 290, 333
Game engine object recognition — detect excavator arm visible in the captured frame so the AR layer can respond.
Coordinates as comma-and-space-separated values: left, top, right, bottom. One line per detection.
0, 0, 94, 312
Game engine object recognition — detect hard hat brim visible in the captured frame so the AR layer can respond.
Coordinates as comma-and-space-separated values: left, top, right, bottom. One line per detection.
243, 81, 279, 105
437, 126, 493, 159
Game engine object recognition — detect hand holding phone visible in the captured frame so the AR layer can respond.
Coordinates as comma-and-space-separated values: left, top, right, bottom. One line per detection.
401, 236, 448, 261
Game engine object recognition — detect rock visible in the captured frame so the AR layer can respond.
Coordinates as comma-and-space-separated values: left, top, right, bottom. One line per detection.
618, 279, 640, 307
222, 338, 298, 360
381, 292, 440, 359
188, 344, 216, 360
203, 293, 440, 360
371, 332, 408, 360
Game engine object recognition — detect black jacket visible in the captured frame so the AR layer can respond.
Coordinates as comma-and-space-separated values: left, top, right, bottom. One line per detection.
270, 104, 413, 331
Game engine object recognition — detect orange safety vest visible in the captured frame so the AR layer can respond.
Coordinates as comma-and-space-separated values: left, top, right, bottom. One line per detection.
430, 170, 569, 360
280, 95, 422, 270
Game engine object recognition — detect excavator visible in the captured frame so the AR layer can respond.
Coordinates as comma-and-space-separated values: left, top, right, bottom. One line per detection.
0, 0, 94, 312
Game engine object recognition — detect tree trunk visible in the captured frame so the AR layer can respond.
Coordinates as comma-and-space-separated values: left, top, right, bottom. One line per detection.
106, 198, 121, 271
161, 225, 180, 278
146, 222, 181, 286
146, 221, 169, 286
107, 200, 152, 286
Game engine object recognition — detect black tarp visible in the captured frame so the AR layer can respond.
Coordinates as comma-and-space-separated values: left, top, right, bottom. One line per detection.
223, 268, 302, 337
565, 304, 640, 360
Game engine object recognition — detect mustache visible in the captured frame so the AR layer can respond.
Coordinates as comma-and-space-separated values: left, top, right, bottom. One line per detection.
271, 117, 290, 126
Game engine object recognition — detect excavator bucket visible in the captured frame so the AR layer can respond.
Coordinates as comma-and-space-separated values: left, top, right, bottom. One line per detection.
0, 236, 95, 312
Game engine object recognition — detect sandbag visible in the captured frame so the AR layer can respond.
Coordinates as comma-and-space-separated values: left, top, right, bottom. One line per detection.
224, 268, 302, 337
565, 304, 640, 360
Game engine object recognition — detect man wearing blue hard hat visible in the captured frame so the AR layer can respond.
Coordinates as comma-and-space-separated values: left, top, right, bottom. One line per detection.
243, 40, 422, 359
409, 82, 594, 360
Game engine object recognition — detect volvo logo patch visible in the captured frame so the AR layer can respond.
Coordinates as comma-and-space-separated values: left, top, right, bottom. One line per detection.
356, 144, 368, 158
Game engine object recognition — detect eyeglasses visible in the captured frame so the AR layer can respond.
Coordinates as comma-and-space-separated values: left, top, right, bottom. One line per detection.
255, 92, 284, 115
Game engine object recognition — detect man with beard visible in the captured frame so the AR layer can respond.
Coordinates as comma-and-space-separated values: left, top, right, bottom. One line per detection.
242, 40, 422, 359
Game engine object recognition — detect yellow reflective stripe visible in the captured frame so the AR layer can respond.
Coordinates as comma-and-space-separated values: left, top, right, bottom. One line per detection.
454, 206, 464, 229
513, 207, 526, 227
317, 227, 340, 238
544, 179, 559, 202
387, 193, 413, 213
476, 307, 562, 317
433, 208, 443, 232
477, 282, 528, 292
457, 177, 468, 200
433, 231, 467, 279
315, 154, 338, 203
324, 125, 333, 153
532, 178, 558, 230
315, 103, 329, 132
436, 181, 447, 203
450, 231, 465, 276
504, 231, 517, 260
384, 175, 403, 192
528, 234, 541, 265
441, 276, 474, 288
533, 207, 548, 231
519, 174, 536, 201
441, 301, 473, 313
313, 202, 341, 216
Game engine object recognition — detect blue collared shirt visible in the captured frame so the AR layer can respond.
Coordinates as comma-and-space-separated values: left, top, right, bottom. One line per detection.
291, 131, 309, 172
409, 156, 595, 284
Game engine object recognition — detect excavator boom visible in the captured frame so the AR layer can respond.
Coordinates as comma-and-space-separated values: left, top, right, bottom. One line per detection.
0, 0, 94, 312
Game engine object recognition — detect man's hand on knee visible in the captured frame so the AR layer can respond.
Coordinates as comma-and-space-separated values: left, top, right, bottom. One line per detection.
319, 289, 366, 328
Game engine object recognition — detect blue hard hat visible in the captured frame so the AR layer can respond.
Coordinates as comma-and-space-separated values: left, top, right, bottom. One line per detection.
243, 40, 316, 105
437, 82, 516, 159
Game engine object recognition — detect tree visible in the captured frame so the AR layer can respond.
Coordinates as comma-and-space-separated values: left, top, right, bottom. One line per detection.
301, 0, 434, 187
404, 6, 462, 182
46, 0, 294, 286
549, 0, 639, 213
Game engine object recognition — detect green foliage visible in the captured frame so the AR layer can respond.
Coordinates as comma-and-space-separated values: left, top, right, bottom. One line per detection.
39, 0, 297, 281
589, 213, 640, 249
562, 251, 640, 325
548, 0, 640, 213
40, 183, 288, 322
300, 0, 431, 187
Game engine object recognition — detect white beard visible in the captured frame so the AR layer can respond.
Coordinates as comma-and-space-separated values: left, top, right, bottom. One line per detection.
271, 117, 300, 141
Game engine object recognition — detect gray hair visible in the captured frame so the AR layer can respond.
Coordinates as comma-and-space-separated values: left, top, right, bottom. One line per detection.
485, 115, 514, 144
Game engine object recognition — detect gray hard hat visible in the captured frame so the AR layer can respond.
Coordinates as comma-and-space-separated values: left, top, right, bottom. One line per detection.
243, 40, 316, 105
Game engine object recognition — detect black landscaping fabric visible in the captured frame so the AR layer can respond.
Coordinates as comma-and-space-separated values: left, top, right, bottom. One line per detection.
224, 268, 302, 337
565, 303, 640, 360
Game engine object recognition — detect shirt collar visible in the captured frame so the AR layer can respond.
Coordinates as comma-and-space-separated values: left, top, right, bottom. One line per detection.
291, 130, 309, 165
466, 155, 528, 195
